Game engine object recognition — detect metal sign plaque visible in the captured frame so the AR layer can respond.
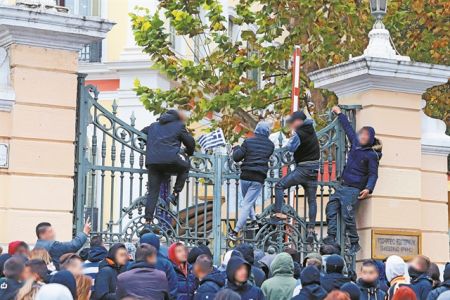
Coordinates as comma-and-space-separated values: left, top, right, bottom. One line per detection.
372, 229, 421, 260
0, 143, 9, 168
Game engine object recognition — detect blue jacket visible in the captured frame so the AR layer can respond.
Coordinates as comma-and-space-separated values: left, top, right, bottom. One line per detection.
357, 279, 386, 300
427, 280, 450, 300
172, 262, 197, 300
337, 113, 382, 192
194, 270, 226, 300
225, 256, 265, 300
140, 233, 178, 299
0, 278, 22, 300
93, 244, 126, 300
35, 232, 88, 269
233, 122, 275, 183
83, 246, 108, 283
321, 272, 351, 292
142, 110, 195, 167
410, 273, 433, 300
293, 266, 327, 300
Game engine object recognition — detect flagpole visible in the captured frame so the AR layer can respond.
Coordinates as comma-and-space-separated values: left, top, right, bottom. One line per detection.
291, 45, 301, 113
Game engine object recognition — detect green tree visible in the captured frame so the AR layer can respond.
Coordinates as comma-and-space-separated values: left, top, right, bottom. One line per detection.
130, 0, 449, 139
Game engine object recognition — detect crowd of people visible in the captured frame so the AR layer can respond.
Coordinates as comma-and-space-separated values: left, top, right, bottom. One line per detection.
0, 222, 449, 300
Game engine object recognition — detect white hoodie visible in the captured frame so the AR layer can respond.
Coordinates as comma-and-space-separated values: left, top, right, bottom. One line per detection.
385, 255, 409, 282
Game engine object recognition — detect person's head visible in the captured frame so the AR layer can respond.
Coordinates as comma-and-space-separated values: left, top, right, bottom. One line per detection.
178, 110, 188, 122
8, 241, 30, 257
168, 242, 187, 265
106, 243, 129, 267
139, 233, 161, 252
3, 256, 26, 280
30, 248, 51, 265
226, 256, 250, 285
124, 243, 137, 261
188, 246, 206, 265
303, 252, 323, 268
392, 286, 417, 300
385, 255, 406, 282
300, 265, 321, 286
324, 291, 351, 300
135, 244, 157, 265
50, 270, 77, 299
193, 254, 213, 279
287, 111, 307, 130
235, 243, 255, 265
60, 253, 83, 276
15, 279, 42, 300
341, 282, 361, 300
254, 121, 271, 137
214, 289, 241, 300
443, 263, 450, 282
284, 247, 300, 263
360, 259, 379, 284
358, 126, 376, 146
306, 258, 322, 269
320, 243, 340, 256
35, 222, 55, 241
36, 283, 73, 300
409, 255, 431, 274
23, 259, 48, 282
79, 248, 89, 262
325, 254, 345, 274
90, 235, 104, 248
293, 261, 301, 280
270, 252, 294, 277
427, 263, 441, 287
75, 274, 92, 300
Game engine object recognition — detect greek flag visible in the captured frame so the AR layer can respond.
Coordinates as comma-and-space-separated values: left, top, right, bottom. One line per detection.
198, 128, 226, 150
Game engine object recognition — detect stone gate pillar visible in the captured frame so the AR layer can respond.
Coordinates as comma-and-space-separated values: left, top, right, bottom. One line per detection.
309, 20, 450, 263
0, 2, 113, 243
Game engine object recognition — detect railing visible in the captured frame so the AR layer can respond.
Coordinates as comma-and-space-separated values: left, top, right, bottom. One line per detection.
74, 74, 360, 266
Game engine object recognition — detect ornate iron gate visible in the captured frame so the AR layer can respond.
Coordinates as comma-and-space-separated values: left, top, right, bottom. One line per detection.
74, 74, 360, 266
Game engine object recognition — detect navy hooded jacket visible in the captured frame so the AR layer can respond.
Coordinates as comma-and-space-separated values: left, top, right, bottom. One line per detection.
337, 113, 382, 192
142, 110, 195, 167
235, 243, 266, 287
0, 277, 22, 300
233, 122, 275, 183
320, 255, 351, 292
293, 266, 327, 300
194, 269, 226, 300
357, 279, 386, 300
83, 246, 108, 282
410, 272, 433, 300
140, 233, 178, 299
50, 270, 77, 299
224, 256, 265, 300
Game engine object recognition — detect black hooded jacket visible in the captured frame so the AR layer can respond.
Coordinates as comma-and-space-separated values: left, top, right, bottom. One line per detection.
225, 256, 265, 300
293, 266, 327, 300
293, 121, 320, 163
320, 255, 351, 292
194, 269, 226, 300
357, 279, 386, 300
142, 110, 195, 167
235, 244, 266, 287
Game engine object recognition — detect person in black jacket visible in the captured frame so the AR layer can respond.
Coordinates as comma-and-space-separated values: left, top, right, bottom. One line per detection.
356, 260, 386, 300
193, 254, 225, 300
0, 256, 25, 300
427, 263, 450, 300
224, 256, 265, 300
235, 243, 266, 287
320, 254, 351, 293
229, 121, 274, 241
141, 109, 195, 223
408, 255, 433, 300
93, 243, 128, 300
273, 111, 320, 242
293, 266, 327, 300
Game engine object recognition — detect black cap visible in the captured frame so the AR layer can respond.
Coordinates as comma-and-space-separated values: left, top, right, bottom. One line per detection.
287, 111, 307, 123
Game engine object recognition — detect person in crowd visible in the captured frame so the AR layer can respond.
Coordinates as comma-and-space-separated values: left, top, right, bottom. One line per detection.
0, 256, 26, 300
259, 252, 276, 279
293, 262, 302, 287
324, 106, 382, 254
324, 290, 351, 300
34, 220, 91, 268
187, 246, 209, 265
303, 252, 323, 269
409, 255, 433, 300
50, 270, 77, 299
193, 254, 225, 300
36, 283, 74, 300
272, 111, 320, 244
23, 259, 49, 283
284, 248, 301, 264
320, 254, 350, 292
386, 255, 410, 300
8, 241, 29, 257
79, 248, 90, 262
235, 244, 266, 287
392, 286, 418, 300
93, 243, 128, 300
140, 233, 178, 299
75, 274, 93, 300
219, 250, 240, 273
428, 263, 441, 289
261, 252, 297, 300
141, 109, 195, 224
215, 289, 242, 300
373, 260, 389, 292
427, 263, 450, 300
116, 244, 169, 300
224, 255, 265, 300
30, 248, 55, 273
356, 260, 386, 300
341, 282, 362, 300
83, 235, 108, 282
15, 279, 43, 300
292, 266, 327, 300
320, 244, 340, 271
228, 121, 274, 241
60, 253, 84, 276
168, 242, 197, 300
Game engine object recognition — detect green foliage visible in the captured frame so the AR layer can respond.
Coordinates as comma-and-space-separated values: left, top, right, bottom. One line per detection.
130, 0, 449, 139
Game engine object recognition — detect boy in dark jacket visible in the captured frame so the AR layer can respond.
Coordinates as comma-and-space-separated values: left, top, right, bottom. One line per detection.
193, 254, 225, 300
168, 242, 197, 300
116, 244, 169, 300
229, 121, 274, 241
356, 260, 386, 300
293, 266, 327, 300
320, 254, 351, 292
408, 255, 433, 300
141, 109, 195, 223
324, 106, 382, 254
93, 243, 128, 300
273, 111, 320, 242
235, 243, 266, 287
82, 235, 108, 282
224, 256, 265, 300
427, 263, 450, 300
0, 257, 25, 300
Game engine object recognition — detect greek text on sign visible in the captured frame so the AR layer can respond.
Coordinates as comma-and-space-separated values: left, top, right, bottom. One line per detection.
372, 230, 421, 260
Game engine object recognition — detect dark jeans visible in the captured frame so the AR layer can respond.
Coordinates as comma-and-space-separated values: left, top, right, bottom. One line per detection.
274, 162, 319, 226
145, 164, 190, 220
326, 185, 360, 244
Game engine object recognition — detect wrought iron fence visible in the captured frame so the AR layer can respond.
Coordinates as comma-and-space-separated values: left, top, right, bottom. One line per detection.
74, 74, 360, 266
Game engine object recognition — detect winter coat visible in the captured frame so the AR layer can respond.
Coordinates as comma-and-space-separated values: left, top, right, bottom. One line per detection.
50, 270, 77, 299
357, 279, 386, 300
292, 266, 327, 300
116, 261, 169, 300
0, 277, 22, 300
233, 122, 275, 183
235, 243, 266, 287
171, 262, 196, 300
261, 253, 297, 300
193, 270, 226, 300
291, 119, 320, 163
337, 113, 382, 192
427, 280, 450, 300
93, 244, 126, 300
373, 260, 389, 292
35, 232, 88, 269
142, 110, 195, 167
225, 256, 265, 300
410, 272, 433, 300
320, 254, 350, 292
140, 233, 178, 299
83, 245, 108, 283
